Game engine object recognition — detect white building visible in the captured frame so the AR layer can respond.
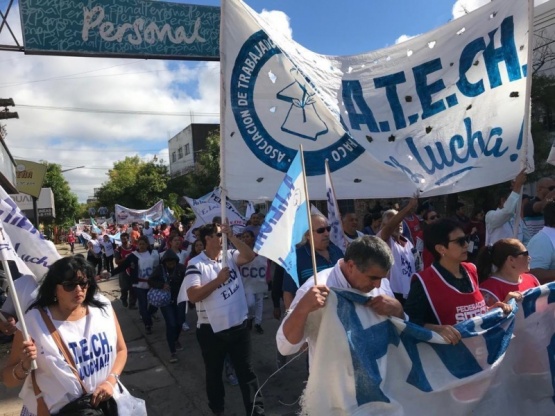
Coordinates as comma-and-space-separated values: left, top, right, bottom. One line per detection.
168, 123, 219, 178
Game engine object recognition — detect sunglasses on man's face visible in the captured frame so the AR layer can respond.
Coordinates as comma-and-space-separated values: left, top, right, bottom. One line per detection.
314, 226, 332, 234
514, 250, 529, 257
448, 235, 470, 247
60, 280, 90, 292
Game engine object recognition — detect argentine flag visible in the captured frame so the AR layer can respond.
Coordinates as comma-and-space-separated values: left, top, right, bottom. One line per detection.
254, 151, 309, 287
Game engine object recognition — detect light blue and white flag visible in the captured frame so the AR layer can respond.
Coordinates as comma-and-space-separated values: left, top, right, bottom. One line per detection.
301, 283, 555, 415
325, 161, 348, 253
254, 152, 309, 287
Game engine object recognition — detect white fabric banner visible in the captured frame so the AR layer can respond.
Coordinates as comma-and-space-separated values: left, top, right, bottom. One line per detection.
114, 200, 165, 225
325, 162, 348, 253
301, 283, 555, 415
221, 0, 533, 200
254, 151, 309, 286
0, 186, 60, 279
183, 188, 247, 242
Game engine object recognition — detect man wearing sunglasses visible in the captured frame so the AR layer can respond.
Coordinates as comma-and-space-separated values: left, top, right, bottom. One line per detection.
282, 214, 344, 311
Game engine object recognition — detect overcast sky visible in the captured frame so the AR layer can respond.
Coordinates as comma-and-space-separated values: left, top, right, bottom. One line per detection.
0, 0, 549, 202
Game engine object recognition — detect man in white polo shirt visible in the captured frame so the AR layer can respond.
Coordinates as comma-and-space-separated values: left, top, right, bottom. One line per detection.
185, 222, 265, 416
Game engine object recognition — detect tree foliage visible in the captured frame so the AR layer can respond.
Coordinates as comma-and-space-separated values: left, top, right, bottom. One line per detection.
188, 130, 221, 197
95, 156, 171, 210
43, 163, 79, 226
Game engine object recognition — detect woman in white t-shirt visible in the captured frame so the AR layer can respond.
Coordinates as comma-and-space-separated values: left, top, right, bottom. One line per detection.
86, 232, 103, 276
1, 256, 127, 415
112, 236, 160, 334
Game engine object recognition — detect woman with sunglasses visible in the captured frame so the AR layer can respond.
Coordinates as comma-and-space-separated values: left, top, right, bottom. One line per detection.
2, 256, 127, 415
405, 219, 512, 345
476, 238, 539, 306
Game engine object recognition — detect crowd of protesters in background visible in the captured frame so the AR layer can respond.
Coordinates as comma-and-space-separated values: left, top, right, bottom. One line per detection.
6, 169, 554, 415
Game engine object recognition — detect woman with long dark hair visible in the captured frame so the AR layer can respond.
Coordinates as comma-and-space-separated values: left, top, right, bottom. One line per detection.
2, 256, 127, 415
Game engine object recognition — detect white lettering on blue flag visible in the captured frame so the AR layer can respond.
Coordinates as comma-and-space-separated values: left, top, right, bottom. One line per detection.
254, 152, 308, 287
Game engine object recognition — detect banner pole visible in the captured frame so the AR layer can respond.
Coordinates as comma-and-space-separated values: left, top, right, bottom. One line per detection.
513, 0, 534, 239
2, 260, 37, 370
219, 0, 228, 267
299, 145, 318, 286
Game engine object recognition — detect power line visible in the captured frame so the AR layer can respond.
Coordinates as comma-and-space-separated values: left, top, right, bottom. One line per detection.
11, 145, 165, 153
0, 60, 146, 88
15, 104, 220, 117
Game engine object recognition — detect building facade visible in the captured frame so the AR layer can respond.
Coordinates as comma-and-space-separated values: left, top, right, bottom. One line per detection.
168, 123, 219, 178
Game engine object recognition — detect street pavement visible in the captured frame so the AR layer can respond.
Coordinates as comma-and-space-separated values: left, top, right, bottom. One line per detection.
0, 243, 308, 416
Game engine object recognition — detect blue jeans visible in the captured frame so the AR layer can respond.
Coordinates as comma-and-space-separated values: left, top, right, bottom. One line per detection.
135, 288, 155, 328
160, 302, 182, 353
177, 301, 188, 326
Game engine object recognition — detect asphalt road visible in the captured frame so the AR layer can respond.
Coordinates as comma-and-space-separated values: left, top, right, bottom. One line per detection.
0, 243, 308, 416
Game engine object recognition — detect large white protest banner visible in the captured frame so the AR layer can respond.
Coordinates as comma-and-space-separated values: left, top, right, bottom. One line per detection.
300, 283, 555, 415
0, 186, 60, 279
183, 188, 247, 242
254, 152, 309, 286
221, 0, 533, 200
115, 200, 165, 224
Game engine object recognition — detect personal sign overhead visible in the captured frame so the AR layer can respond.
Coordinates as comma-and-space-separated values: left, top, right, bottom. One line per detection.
19, 0, 220, 60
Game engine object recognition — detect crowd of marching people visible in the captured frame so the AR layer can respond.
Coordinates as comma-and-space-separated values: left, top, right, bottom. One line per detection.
3, 169, 555, 415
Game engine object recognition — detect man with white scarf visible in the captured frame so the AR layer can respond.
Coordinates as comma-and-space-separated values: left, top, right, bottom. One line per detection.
276, 236, 404, 363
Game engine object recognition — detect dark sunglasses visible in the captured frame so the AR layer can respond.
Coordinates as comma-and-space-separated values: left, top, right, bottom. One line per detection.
213, 232, 222, 238
448, 235, 470, 247
60, 280, 90, 292
314, 226, 332, 234
514, 250, 529, 257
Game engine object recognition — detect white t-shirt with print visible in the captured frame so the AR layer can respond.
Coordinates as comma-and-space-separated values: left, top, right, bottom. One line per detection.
19, 295, 117, 415
184, 250, 248, 332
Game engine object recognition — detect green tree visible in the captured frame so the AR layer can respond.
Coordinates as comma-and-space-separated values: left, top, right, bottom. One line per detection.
187, 130, 220, 197
42, 163, 79, 226
96, 156, 171, 209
